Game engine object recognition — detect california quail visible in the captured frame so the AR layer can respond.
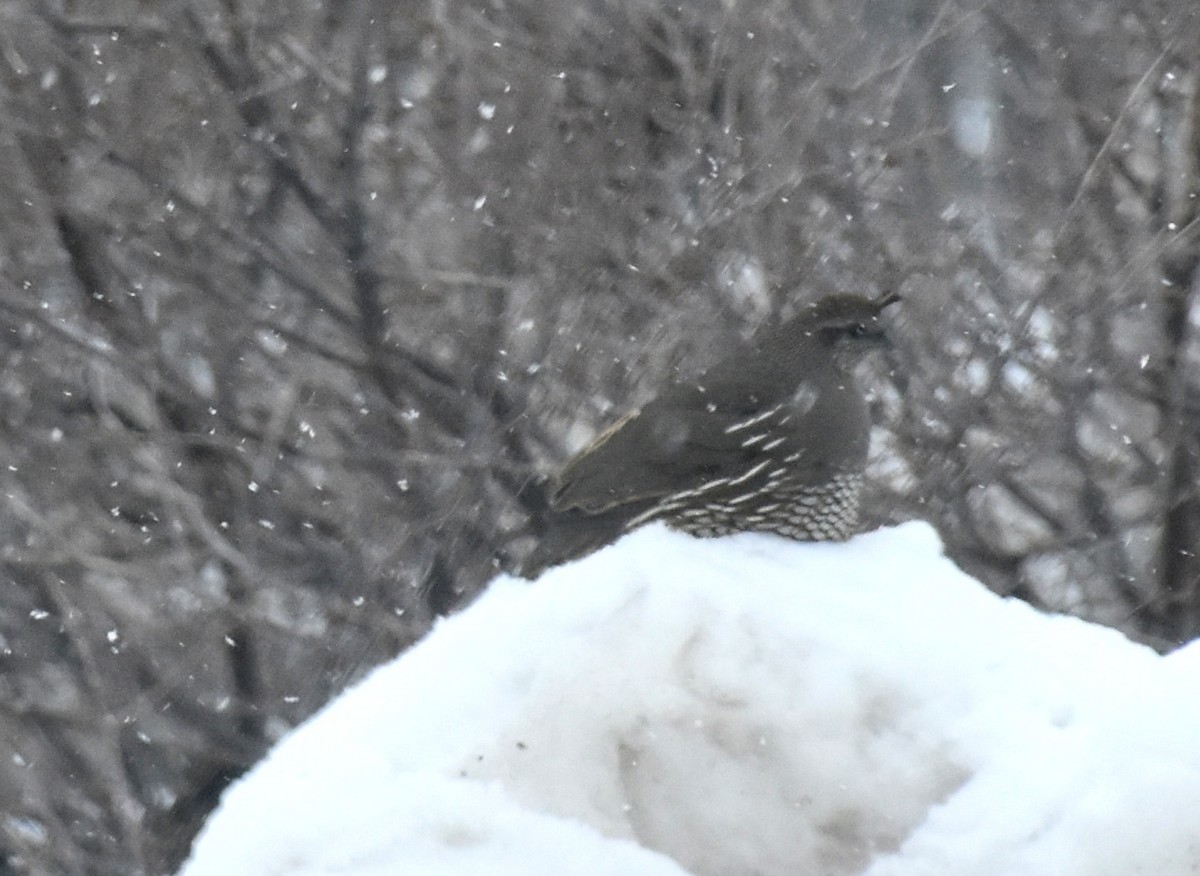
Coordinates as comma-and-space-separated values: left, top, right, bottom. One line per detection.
524, 291, 899, 575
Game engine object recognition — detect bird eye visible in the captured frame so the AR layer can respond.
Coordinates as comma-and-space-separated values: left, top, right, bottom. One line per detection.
848, 323, 869, 338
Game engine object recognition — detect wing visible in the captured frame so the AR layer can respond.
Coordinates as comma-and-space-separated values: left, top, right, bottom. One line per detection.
551, 379, 793, 513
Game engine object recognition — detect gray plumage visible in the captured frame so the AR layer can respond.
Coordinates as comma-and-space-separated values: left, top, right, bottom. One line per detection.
524, 291, 898, 576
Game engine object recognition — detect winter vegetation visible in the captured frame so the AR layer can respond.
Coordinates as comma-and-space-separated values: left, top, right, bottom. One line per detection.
1, 0, 1199, 872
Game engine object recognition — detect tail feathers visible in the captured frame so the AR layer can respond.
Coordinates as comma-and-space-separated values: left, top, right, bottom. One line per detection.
520, 506, 632, 579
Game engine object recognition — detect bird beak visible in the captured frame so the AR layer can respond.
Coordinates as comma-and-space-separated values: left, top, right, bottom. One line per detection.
864, 327, 892, 347
868, 292, 900, 346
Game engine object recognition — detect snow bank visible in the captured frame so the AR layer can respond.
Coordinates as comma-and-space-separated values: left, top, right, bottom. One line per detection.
178, 522, 1200, 876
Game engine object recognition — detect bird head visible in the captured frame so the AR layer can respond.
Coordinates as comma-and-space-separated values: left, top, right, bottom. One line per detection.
757, 291, 898, 373
805, 290, 899, 339
802, 291, 899, 367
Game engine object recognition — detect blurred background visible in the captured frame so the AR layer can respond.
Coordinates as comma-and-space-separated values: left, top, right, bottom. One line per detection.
1, 0, 1199, 872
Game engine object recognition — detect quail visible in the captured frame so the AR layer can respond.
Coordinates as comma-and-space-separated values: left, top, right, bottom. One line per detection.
524, 291, 899, 576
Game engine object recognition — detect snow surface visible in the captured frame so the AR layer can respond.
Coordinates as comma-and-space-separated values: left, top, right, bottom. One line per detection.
178, 522, 1200, 876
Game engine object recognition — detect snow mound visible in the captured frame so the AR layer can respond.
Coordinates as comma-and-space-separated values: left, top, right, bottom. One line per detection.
179, 522, 1200, 876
